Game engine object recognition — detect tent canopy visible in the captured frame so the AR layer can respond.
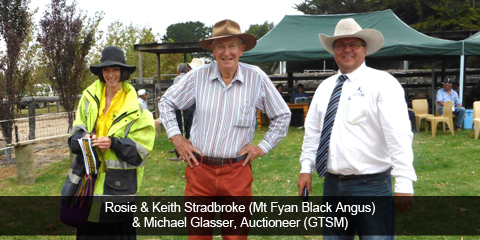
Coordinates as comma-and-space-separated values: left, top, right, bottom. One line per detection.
241, 10, 462, 63
464, 31, 480, 55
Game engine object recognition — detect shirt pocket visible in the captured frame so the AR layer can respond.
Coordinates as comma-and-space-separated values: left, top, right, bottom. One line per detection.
234, 105, 256, 127
346, 97, 367, 124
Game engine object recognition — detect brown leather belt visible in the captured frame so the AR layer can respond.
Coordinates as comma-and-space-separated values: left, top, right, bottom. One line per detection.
194, 154, 247, 166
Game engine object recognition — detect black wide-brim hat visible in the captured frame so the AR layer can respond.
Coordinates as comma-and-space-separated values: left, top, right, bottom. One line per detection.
90, 46, 136, 76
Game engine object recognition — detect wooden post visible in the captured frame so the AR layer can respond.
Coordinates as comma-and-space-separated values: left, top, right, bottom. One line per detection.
15, 144, 35, 185
28, 100, 35, 140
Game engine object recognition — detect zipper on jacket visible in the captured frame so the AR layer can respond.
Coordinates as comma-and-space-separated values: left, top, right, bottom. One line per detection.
86, 90, 100, 109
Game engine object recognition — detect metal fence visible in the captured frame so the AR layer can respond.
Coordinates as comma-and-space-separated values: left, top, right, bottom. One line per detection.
0, 111, 74, 144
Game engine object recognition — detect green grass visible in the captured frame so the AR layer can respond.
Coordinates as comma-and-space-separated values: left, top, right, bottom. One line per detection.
1, 127, 480, 239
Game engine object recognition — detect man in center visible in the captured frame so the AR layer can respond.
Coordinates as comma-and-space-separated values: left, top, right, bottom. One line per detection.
159, 19, 291, 239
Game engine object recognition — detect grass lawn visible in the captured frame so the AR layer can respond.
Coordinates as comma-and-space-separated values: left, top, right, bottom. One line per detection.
0, 127, 479, 239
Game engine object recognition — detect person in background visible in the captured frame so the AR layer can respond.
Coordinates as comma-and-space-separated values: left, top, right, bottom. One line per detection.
68, 46, 155, 239
292, 83, 308, 103
297, 18, 416, 239
276, 83, 289, 103
436, 78, 465, 130
172, 63, 191, 136
159, 19, 291, 239
137, 89, 148, 109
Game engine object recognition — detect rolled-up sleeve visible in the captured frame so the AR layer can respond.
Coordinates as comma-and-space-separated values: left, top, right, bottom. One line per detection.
257, 76, 291, 154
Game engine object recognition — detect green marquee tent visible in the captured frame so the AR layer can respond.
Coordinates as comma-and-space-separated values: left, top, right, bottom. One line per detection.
464, 31, 480, 55
241, 10, 462, 63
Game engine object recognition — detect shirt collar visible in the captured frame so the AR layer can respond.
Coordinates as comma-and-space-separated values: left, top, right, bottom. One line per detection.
338, 62, 367, 83
209, 62, 245, 84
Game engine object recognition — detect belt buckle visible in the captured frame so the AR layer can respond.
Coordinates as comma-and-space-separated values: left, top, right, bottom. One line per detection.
338, 175, 345, 180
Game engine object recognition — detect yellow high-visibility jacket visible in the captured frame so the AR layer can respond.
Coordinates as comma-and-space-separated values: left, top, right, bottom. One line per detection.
68, 80, 155, 222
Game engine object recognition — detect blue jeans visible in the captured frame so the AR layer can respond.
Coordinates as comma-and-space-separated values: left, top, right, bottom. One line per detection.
322, 170, 395, 240
439, 106, 465, 128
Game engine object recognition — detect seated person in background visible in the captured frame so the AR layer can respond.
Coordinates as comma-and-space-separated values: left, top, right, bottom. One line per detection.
436, 78, 465, 130
292, 83, 308, 103
276, 83, 289, 103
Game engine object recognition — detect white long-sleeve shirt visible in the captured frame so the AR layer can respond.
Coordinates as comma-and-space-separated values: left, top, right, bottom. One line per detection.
159, 62, 291, 158
299, 63, 417, 193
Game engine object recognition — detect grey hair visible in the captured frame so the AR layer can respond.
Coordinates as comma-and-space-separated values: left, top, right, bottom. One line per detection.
177, 63, 190, 73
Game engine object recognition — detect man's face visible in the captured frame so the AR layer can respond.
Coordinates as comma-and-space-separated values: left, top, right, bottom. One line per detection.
212, 36, 245, 73
443, 84, 452, 91
333, 37, 367, 74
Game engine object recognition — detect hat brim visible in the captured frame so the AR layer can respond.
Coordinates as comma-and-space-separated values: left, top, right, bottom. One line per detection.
90, 60, 136, 76
319, 29, 384, 55
198, 34, 257, 52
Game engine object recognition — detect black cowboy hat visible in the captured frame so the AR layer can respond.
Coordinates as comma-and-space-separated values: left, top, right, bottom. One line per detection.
90, 46, 136, 76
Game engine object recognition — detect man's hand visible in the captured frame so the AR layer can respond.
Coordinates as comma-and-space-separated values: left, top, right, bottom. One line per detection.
92, 136, 111, 150
238, 144, 265, 166
170, 135, 202, 168
394, 193, 413, 212
154, 119, 161, 129
297, 173, 312, 196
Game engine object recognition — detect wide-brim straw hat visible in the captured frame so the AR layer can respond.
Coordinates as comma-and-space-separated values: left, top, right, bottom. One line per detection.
90, 46, 136, 76
319, 18, 384, 55
198, 19, 257, 52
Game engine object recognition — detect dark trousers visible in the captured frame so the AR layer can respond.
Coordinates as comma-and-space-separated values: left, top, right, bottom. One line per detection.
322, 170, 395, 240
175, 110, 183, 134
183, 104, 196, 140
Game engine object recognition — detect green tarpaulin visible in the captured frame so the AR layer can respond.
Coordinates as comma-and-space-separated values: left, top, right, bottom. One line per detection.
464, 31, 480, 55
241, 10, 462, 63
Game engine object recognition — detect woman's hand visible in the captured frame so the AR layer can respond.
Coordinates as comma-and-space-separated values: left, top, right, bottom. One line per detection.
92, 136, 111, 150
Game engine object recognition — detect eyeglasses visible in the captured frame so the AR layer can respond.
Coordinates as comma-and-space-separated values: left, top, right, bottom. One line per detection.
333, 42, 366, 51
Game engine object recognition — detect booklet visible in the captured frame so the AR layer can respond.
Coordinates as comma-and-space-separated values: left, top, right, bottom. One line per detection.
77, 138, 98, 175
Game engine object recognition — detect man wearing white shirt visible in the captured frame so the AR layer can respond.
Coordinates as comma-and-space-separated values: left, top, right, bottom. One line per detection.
297, 18, 417, 239
137, 89, 148, 109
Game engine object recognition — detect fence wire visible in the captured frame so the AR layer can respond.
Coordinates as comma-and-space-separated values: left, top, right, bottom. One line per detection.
0, 112, 75, 143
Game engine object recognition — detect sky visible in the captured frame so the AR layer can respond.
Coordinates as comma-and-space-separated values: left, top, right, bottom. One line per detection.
30, 0, 304, 39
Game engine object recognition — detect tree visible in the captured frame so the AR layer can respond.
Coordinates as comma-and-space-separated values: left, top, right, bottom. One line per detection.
99, 21, 162, 79
294, 0, 371, 15
245, 22, 276, 74
294, 0, 480, 32
0, 0, 33, 163
37, 0, 102, 130
161, 21, 211, 43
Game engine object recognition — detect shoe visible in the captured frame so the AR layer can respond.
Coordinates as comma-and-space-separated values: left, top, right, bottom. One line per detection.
169, 149, 176, 153
454, 126, 461, 131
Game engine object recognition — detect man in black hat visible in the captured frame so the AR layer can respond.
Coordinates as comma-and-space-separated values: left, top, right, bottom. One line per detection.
436, 78, 465, 130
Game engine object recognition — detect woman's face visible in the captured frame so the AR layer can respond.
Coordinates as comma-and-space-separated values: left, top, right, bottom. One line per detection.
102, 66, 121, 89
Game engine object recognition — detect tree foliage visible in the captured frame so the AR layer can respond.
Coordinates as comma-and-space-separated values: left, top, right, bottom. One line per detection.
294, 0, 480, 32
161, 21, 211, 43
97, 21, 173, 79
245, 21, 274, 40
245, 22, 276, 74
37, 0, 102, 130
0, 0, 33, 155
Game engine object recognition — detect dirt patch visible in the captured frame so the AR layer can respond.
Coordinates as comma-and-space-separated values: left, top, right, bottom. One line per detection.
0, 138, 70, 180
